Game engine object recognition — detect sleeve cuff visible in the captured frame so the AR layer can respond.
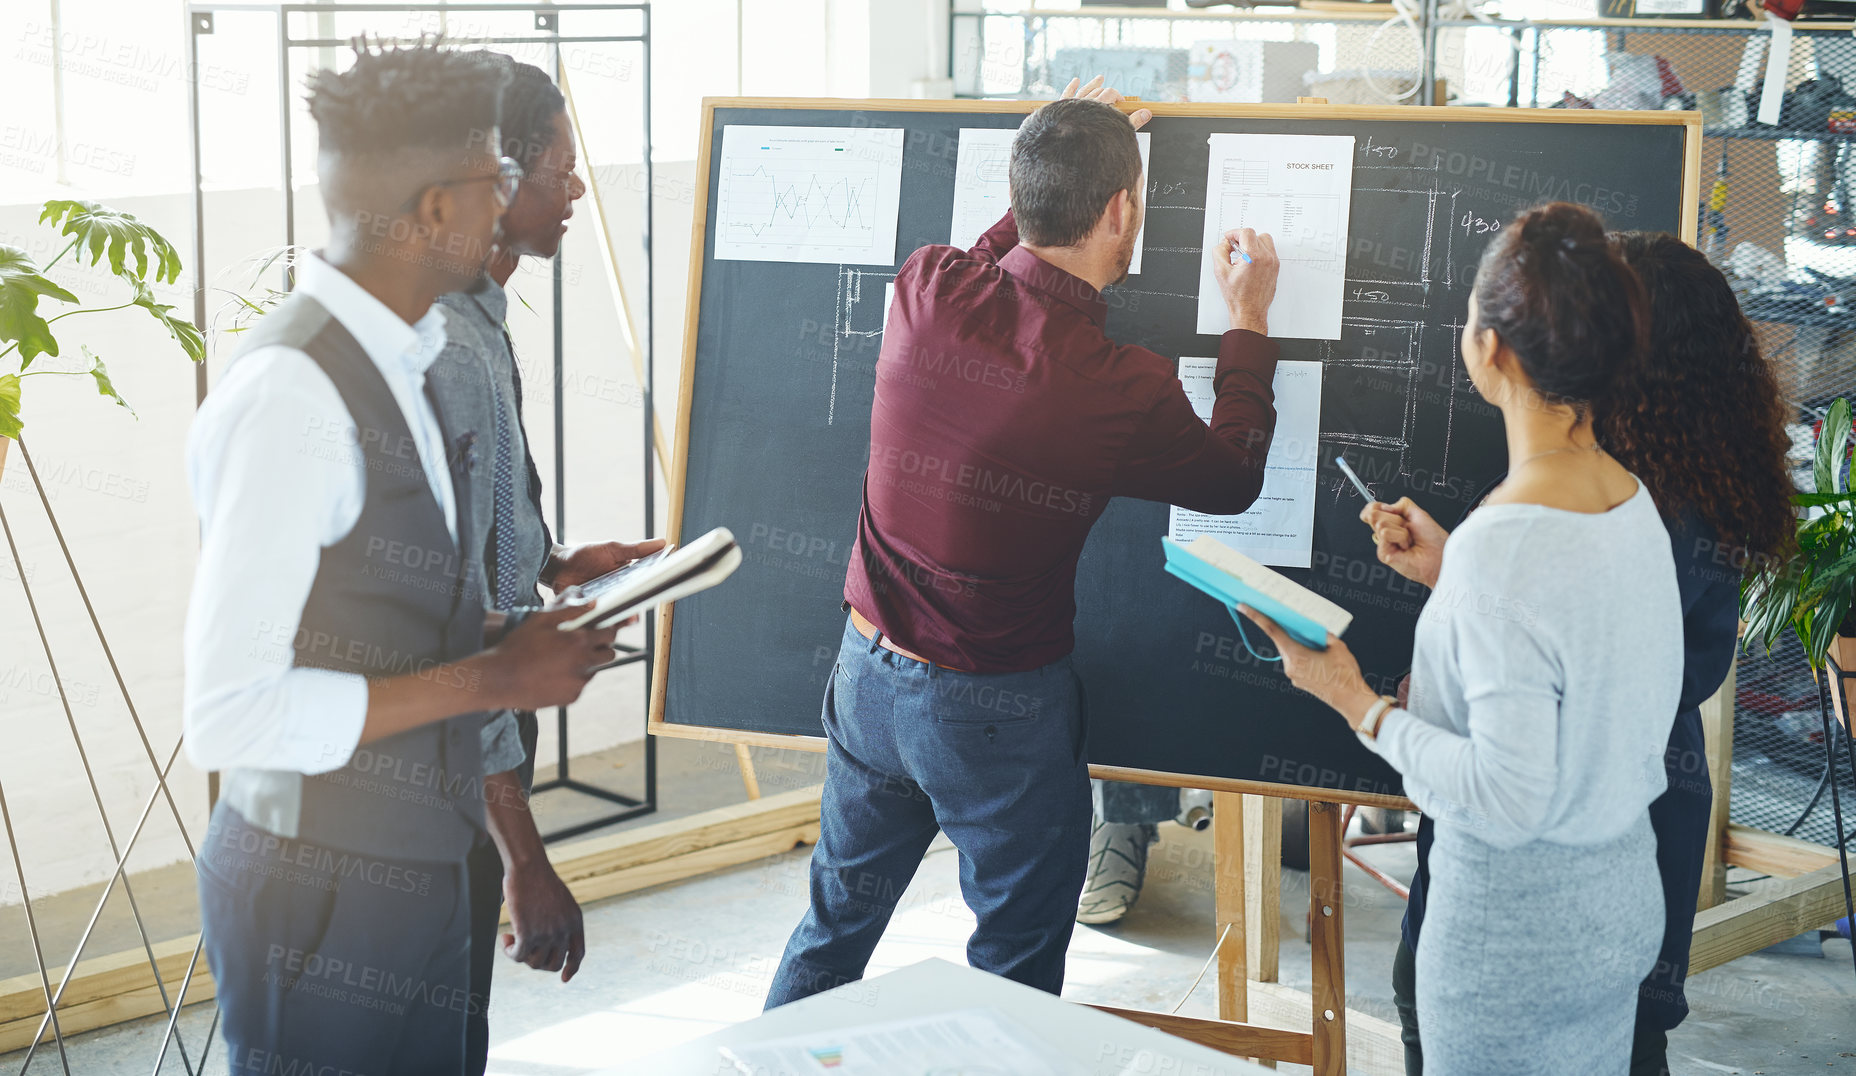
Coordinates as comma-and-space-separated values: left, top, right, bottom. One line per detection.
1217, 328, 1279, 371
1358, 707, 1414, 760
278, 667, 369, 774
480, 710, 528, 775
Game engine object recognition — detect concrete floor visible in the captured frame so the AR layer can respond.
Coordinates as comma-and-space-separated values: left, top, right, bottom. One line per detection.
6, 735, 1852, 1075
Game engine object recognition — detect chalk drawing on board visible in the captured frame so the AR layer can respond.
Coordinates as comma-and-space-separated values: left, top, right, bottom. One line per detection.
827, 267, 896, 425
715, 125, 904, 266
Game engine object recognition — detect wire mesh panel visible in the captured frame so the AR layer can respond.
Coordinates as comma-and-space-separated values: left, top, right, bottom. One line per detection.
1445, 18, 1856, 848
1734, 633, 1856, 848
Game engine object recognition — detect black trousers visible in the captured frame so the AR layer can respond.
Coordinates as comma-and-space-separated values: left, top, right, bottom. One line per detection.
1392, 937, 1672, 1076
464, 711, 540, 1075
198, 804, 474, 1075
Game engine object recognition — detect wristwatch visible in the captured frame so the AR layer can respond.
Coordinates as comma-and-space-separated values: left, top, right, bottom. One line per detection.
1359, 695, 1399, 740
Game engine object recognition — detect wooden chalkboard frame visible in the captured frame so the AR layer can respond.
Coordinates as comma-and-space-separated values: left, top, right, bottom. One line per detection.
649, 97, 1703, 810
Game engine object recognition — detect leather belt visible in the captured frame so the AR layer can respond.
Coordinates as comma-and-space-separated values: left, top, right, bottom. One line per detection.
847, 607, 966, 671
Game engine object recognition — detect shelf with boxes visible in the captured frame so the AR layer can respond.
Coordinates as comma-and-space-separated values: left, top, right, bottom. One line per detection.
951, 3, 1434, 105
1431, 13, 1856, 373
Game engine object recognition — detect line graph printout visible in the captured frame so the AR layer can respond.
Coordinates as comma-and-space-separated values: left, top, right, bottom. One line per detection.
715, 125, 905, 265
1168, 358, 1323, 567
1196, 133, 1355, 340
949, 127, 1151, 273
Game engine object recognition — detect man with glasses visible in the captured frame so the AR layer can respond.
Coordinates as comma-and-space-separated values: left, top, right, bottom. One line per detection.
425, 56, 665, 1074
184, 41, 619, 1072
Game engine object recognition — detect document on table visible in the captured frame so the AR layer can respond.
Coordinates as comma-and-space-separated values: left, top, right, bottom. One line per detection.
1195, 133, 1355, 340
718, 1007, 1079, 1076
714, 125, 905, 265
1168, 358, 1322, 568
950, 127, 1152, 273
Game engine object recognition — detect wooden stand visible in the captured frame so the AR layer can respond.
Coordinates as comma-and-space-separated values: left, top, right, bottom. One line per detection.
1088, 785, 1413, 1075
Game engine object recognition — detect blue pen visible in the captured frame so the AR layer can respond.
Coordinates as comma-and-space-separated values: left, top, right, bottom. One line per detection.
1228, 243, 1253, 265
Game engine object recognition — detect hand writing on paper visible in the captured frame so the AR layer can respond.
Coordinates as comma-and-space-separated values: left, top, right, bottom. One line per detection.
1210, 228, 1279, 336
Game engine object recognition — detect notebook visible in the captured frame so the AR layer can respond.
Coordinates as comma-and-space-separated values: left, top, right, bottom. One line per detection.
1162, 536, 1352, 650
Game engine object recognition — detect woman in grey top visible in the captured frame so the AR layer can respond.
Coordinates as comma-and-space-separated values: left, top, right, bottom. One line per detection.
1241, 202, 1684, 1075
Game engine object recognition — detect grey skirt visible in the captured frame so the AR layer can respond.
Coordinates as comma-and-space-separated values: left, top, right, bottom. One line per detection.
1417, 816, 1662, 1076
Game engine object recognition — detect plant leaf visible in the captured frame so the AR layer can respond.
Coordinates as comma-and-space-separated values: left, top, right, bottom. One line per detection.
1815, 398, 1851, 496
0, 245, 78, 366
1794, 490, 1856, 508
39, 199, 183, 285
0, 373, 20, 438
130, 279, 205, 364
81, 346, 134, 417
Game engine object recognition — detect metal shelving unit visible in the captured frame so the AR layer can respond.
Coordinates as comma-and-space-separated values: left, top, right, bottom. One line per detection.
951, 3, 1426, 103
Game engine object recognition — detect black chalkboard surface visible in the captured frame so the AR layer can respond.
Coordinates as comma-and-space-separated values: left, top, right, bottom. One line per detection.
651, 99, 1699, 804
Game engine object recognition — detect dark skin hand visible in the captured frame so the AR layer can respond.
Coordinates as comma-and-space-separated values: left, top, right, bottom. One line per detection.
484, 771, 585, 981
544, 538, 670, 592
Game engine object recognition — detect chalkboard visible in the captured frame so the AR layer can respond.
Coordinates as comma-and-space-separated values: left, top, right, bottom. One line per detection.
650, 99, 1700, 805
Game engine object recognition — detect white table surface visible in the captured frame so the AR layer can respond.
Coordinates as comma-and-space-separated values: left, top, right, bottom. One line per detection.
598, 957, 1274, 1075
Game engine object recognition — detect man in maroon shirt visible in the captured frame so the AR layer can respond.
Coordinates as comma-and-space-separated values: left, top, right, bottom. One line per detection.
765, 79, 1281, 1007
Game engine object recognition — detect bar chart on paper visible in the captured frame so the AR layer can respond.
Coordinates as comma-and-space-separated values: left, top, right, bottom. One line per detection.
1196, 132, 1355, 340
714, 125, 905, 265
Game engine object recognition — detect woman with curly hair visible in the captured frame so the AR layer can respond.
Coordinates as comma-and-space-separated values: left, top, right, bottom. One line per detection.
1350, 228, 1795, 1074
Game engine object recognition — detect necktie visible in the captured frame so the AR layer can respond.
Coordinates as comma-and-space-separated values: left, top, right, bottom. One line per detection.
486, 355, 523, 610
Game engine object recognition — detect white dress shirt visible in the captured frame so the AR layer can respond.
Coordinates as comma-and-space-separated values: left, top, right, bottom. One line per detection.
183, 255, 455, 775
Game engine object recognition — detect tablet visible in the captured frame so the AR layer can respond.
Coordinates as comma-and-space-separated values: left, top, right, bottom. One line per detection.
557, 527, 742, 631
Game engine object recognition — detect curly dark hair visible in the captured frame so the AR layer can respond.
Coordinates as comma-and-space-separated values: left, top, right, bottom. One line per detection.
486, 56, 567, 171
1597, 232, 1796, 569
306, 36, 507, 157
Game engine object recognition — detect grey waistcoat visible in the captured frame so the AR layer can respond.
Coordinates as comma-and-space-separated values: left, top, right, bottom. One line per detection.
217, 293, 489, 861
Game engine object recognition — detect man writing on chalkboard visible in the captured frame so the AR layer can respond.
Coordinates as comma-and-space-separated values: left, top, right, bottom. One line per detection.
765, 76, 1282, 1006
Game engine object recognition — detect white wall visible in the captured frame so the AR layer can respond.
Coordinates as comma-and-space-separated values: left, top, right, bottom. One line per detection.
1, 0, 945, 903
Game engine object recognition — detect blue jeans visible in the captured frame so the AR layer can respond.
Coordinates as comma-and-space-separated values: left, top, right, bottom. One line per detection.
765, 615, 1092, 1008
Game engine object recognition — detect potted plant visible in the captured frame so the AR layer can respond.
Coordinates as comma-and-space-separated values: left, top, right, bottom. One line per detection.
1743, 396, 1856, 727
0, 199, 204, 477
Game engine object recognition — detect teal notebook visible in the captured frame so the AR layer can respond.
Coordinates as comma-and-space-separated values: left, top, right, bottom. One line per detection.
1162, 537, 1353, 651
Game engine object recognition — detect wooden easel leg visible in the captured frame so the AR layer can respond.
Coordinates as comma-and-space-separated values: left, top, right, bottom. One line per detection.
1309, 801, 1348, 1076
735, 743, 762, 800
1243, 793, 1282, 984
1213, 791, 1248, 1023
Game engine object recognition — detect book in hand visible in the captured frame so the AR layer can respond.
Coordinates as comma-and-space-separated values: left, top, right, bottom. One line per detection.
1162, 536, 1352, 650
557, 527, 742, 632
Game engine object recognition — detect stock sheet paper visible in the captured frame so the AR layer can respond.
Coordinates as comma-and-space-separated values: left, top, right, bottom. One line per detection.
714, 125, 904, 265
949, 127, 1152, 273
1168, 358, 1323, 568
1195, 133, 1355, 340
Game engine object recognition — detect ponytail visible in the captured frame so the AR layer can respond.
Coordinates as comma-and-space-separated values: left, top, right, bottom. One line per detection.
1472, 202, 1649, 410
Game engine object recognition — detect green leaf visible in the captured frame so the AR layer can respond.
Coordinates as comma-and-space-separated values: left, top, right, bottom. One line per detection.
130, 279, 204, 364
0, 245, 79, 365
81, 346, 134, 417
1794, 490, 1856, 508
1815, 398, 1851, 496
0, 373, 20, 439
39, 199, 183, 285
1798, 546, 1856, 605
